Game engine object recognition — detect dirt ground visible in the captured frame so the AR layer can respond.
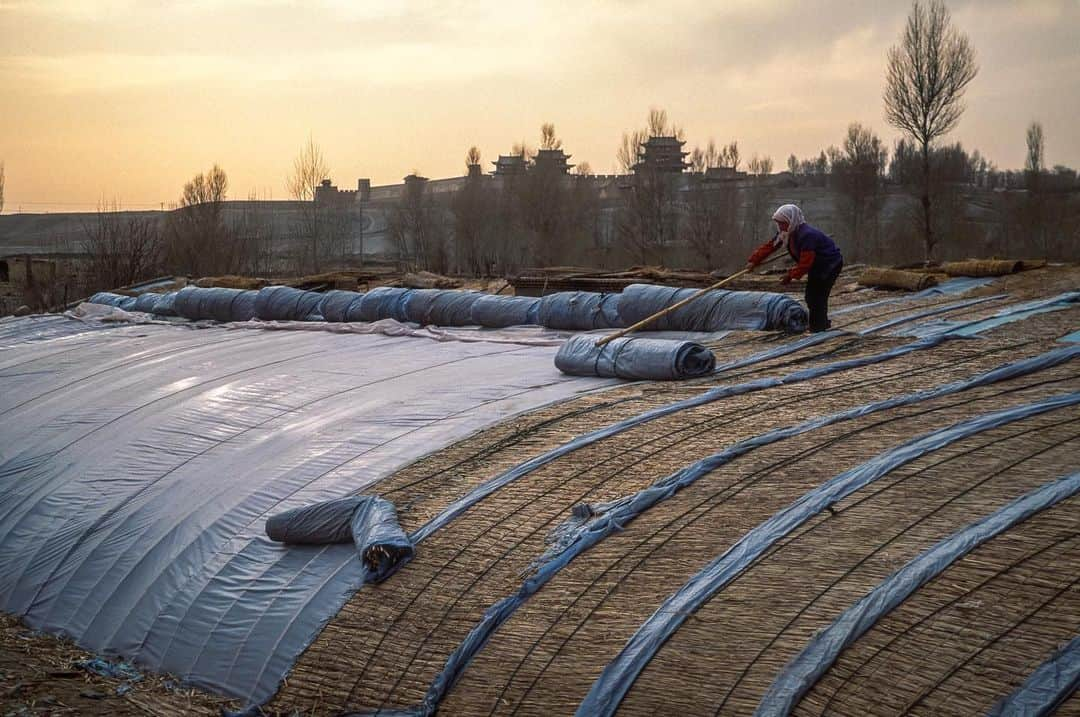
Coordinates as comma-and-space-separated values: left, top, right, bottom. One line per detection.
0, 615, 235, 716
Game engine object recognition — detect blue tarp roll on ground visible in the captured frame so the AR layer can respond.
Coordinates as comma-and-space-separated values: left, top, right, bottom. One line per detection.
265, 496, 413, 584
404, 289, 485, 326
555, 334, 716, 380
150, 292, 178, 316
577, 391, 1080, 717
469, 295, 541, 328
88, 292, 137, 310
132, 293, 163, 313
254, 286, 326, 322
617, 284, 808, 333
755, 471, 1080, 717
173, 286, 259, 322
538, 291, 623, 330
988, 634, 1080, 717
356, 286, 415, 322
318, 290, 366, 322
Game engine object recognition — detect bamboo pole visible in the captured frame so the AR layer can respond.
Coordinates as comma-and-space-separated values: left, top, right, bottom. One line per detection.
595, 253, 786, 347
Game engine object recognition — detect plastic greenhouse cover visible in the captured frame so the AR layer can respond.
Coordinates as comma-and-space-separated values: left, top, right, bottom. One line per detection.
831, 276, 995, 315
0, 317, 615, 704
988, 634, 1080, 717
173, 286, 259, 322
555, 334, 716, 380
755, 471, 1080, 716
387, 345, 1080, 717
470, 295, 541, 328
576, 391, 1080, 717
888, 292, 1080, 338
619, 284, 807, 333
316, 290, 366, 323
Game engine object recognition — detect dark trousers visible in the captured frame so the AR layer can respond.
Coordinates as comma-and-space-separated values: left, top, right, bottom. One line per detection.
805, 262, 842, 332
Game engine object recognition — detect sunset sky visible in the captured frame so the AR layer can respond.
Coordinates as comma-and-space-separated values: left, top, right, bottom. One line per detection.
2, 0, 1078, 213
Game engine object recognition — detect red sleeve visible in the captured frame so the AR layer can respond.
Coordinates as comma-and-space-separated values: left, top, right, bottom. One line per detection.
748, 239, 777, 266
788, 249, 815, 280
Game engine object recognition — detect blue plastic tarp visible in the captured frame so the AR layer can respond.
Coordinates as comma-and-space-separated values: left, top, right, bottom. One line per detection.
618, 284, 808, 333
890, 292, 1080, 339
577, 391, 1080, 717
356, 286, 415, 322
755, 471, 1080, 716
173, 286, 258, 322
404, 289, 485, 327
265, 496, 413, 584
555, 334, 716, 380
538, 291, 623, 330
988, 634, 1080, 717
88, 292, 137, 310
469, 295, 541, 328
318, 290, 366, 323
0, 318, 613, 704
254, 286, 326, 322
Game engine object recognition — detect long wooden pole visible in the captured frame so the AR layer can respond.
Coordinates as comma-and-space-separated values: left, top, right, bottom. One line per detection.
595, 253, 786, 347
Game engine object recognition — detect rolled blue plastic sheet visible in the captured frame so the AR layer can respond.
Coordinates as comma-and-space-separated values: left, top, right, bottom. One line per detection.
756, 471, 1080, 717
988, 634, 1080, 717
318, 290, 366, 323
87, 292, 137, 310
1060, 330, 1080, 344
150, 292, 178, 316
266, 496, 414, 584
538, 291, 623, 330
618, 283, 808, 333
404, 289, 485, 326
357, 286, 415, 322
891, 292, 1080, 339
173, 286, 258, 322
254, 286, 326, 322
397, 347, 1080, 717
555, 334, 716, 380
833, 276, 995, 316
469, 295, 541, 327
577, 391, 1080, 717
132, 293, 163, 313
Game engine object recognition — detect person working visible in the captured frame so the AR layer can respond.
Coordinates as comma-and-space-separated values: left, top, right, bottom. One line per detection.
746, 203, 844, 332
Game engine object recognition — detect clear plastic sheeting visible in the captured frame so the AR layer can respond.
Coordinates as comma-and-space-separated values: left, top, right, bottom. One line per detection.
988, 634, 1080, 717
470, 295, 541, 328
88, 292, 137, 311
266, 496, 413, 584
538, 291, 623, 330
173, 286, 258, 322
318, 290, 366, 323
555, 334, 716, 380
756, 472, 1080, 717
403, 289, 484, 326
254, 286, 326, 322
618, 284, 808, 333
577, 391, 1080, 717
0, 317, 613, 704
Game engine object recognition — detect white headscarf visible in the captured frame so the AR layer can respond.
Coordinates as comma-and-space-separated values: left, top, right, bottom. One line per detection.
771, 204, 806, 248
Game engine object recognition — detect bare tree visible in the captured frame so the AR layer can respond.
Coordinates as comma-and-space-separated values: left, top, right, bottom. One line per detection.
831, 123, 888, 259
743, 155, 774, 244
1025, 121, 1045, 179
684, 143, 737, 267
539, 123, 562, 151
884, 0, 978, 261
720, 141, 740, 171
466, 145, 482, 167
164, 165, 230, 276
287, 136, 331, 272
83, 200, 163, 291
617, 130, 647, 173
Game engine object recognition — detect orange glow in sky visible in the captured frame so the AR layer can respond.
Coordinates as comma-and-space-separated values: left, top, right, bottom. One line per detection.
2, 0, 1078, 212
